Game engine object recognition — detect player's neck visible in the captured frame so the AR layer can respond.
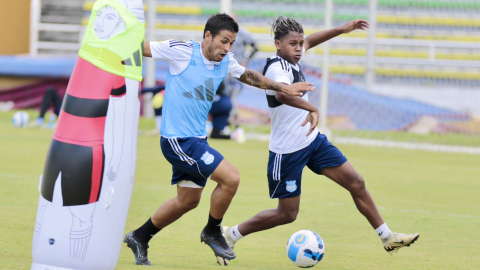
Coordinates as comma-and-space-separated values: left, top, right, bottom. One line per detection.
200, 41, 215, 62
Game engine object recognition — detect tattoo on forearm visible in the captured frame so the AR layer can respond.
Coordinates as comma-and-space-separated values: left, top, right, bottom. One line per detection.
239, 69, 285, 92
245, 69, 262, 88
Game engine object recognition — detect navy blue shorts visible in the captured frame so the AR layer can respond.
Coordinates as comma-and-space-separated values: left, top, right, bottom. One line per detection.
268, 133, 348, 199
160, 137, 224, 187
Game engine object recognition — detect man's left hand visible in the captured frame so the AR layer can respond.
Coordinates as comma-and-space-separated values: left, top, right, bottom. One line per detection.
342, 19, 370, 34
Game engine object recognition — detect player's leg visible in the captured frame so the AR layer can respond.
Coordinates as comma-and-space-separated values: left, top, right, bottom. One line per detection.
236, 195, 300, 236
51, 88, 63, 116
217, 197, 300, 266
322, 161, 384, 228
124, 137, 209, 265
321, 161, 419, 253
151, 185, 204, 229
308, 134, 419, 253
37, 87, 59, 125
125, 184, 203, 265
219, 149, 309, 266
200, 158, 240, 261
208, 159, 240, 221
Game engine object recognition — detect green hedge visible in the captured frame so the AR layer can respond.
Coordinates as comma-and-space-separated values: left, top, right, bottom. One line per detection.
239, 0, 480, 10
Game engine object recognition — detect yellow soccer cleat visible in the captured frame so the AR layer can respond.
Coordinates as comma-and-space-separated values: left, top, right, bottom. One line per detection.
382, 232, 420, 254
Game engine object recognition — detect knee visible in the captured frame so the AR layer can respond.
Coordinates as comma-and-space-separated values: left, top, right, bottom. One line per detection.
347, 174, 366, 194
280, 209, 298, 224
223, 170, 240, 194
178, 197, 200, 212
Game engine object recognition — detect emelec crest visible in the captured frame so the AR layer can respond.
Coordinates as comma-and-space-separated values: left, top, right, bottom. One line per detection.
286, 180, 297, 193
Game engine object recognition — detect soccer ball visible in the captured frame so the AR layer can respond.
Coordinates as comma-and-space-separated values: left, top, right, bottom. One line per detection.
286, 230, 325, 268
12, 111, 30, 127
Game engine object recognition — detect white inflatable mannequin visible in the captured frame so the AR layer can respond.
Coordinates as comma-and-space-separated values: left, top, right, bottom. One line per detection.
31, 1, 144, 269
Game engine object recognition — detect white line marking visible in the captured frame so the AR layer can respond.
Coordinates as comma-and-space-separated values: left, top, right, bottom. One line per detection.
302, 200, 479, 219
0, 173, 27, 178
243, 133, 480, 154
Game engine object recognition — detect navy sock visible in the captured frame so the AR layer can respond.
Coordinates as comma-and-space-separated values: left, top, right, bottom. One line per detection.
204, 213, 223, 234
134, 218, 161, 244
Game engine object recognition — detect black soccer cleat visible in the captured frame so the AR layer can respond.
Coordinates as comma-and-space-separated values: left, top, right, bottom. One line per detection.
124, 231, 152, 265
200, 228, 236, 261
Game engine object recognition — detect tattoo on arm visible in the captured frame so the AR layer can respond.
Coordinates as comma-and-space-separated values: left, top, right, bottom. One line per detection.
238, 69, 285, 92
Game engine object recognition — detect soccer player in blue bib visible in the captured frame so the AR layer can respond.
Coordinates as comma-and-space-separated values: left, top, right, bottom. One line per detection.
222, 16, 419, 264
123, 14, 314, 265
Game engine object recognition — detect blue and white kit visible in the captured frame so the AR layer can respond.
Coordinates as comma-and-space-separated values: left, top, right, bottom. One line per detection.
268, 133, 347, 198
263, 54, 347, 198
150, 40, 245, 187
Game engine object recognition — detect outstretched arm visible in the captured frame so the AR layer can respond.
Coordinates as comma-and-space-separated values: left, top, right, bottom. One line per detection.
143, 41, 152, 57
304, 19, 369, 51
237, 69, 314, 97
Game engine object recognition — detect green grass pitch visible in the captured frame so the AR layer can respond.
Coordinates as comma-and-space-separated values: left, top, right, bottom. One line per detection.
1, 110, 479, 269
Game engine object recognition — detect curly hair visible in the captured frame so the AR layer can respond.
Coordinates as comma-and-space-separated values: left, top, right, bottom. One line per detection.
271, 16, 304, 40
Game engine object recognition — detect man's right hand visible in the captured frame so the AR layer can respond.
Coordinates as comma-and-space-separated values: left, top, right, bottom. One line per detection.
282, 82, 315, 97
302, 109, 319, 136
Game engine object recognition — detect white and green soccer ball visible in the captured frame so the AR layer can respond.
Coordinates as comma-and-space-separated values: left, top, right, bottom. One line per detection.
286, 230, 325, 268
12, 111, 30, 127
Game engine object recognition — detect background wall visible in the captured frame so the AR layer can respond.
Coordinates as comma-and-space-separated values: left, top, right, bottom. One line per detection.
0, 0, 30, 55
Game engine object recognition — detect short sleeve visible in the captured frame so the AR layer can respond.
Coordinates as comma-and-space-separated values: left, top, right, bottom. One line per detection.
227, 51, 246, 79
150, 40, 193, 75
264, 59, 294, 96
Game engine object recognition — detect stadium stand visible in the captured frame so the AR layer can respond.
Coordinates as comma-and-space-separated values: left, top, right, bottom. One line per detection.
78, 1, 480, 84
3, 0, 478, 147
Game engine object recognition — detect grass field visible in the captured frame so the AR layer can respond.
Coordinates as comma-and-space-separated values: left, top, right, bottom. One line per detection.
1, 110, 480, 270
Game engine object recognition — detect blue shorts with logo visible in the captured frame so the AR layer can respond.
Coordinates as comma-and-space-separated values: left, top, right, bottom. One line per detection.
268, 133, 348, 199
160, 137, 224, 187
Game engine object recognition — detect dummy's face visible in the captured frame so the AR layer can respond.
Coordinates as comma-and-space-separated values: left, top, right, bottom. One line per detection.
94, 6, 121, 40
276, 31, 304, 64
204, 30, 237, 62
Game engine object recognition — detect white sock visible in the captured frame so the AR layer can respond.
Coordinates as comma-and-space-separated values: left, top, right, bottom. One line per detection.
375, 223, 392, 240
230, 225, 244, 242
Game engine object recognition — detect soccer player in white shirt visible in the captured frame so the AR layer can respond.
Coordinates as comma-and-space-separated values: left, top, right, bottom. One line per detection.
221, 16, 419, 265
123, 14, 315, 266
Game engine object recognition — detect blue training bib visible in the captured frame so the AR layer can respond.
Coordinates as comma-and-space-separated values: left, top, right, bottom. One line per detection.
161, 41, 229, 137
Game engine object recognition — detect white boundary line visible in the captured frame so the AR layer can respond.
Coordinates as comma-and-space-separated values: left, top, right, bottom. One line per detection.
313, 201, 478, 219
0, 173, 28, 178
334, 137, 480, 155
245, 133, 480, 154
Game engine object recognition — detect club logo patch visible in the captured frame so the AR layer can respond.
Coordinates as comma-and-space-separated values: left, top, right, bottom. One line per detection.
201, 151, 215, 165
286, 180, 297, 193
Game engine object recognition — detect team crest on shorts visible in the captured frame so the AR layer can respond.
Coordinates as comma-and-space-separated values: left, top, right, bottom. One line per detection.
201, 151, 214, 165
286, 180, 297, 193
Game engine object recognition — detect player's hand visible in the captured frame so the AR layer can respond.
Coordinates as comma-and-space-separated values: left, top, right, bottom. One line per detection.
282, 82, 315, 97
341, 19, 369, 34
302, 109, 319, 136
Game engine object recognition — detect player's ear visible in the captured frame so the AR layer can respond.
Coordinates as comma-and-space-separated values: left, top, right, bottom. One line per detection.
204, 30, 212, 41
274, 39, 282, 50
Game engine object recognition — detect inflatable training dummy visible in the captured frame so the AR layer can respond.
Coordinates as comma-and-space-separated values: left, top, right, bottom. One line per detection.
31, 0, 144, 269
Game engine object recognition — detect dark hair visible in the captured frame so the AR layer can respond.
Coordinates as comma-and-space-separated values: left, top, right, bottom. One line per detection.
271, 16, 304, 40
203, 13, 239, 39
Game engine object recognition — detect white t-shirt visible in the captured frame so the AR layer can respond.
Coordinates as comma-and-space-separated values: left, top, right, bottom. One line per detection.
265, 53, 319, 154
150, 40, 246, 78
